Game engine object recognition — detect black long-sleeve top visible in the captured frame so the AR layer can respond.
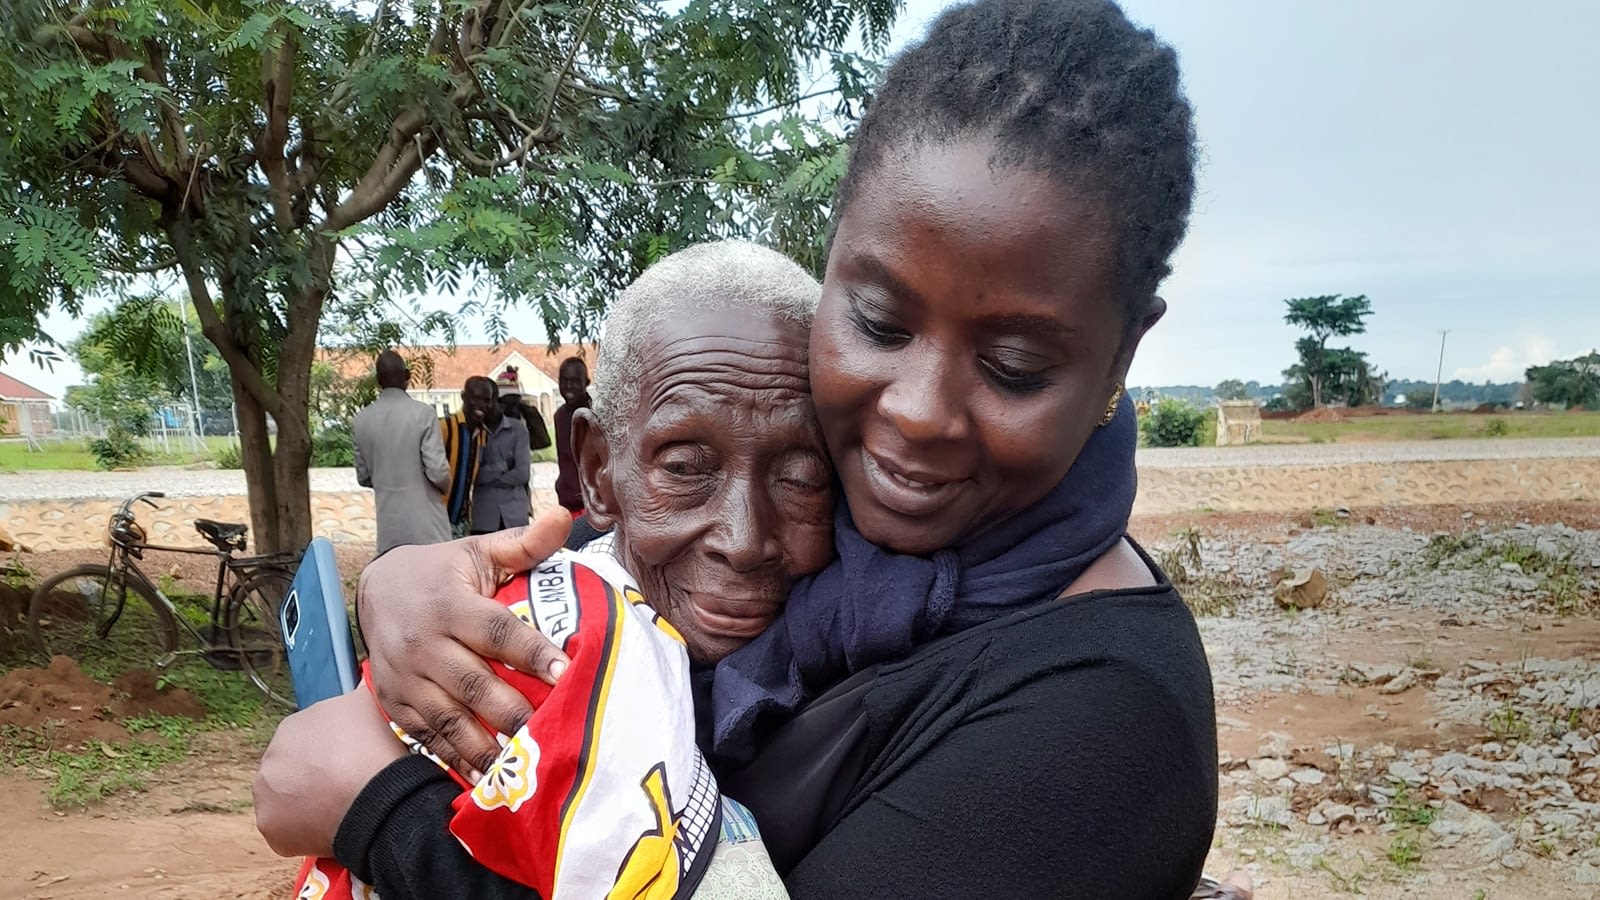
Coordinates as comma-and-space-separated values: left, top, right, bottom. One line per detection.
334, 575, 1217, 899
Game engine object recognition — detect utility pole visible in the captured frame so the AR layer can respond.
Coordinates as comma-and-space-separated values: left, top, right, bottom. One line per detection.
177, 295, 206, 450
1431, 329, 1450, 413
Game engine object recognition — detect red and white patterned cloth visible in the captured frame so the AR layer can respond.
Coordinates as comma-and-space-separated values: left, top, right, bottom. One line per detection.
293, 543, 721, 899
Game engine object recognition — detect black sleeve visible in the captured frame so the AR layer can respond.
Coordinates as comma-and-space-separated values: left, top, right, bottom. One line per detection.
783, 662, 1215, 900
333, 755, 542, 900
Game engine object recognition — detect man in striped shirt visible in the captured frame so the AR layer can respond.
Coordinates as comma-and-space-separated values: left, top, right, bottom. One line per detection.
440, 376, 494, 538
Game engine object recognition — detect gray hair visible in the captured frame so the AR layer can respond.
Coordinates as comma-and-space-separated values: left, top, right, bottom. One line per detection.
592, 241, 821, 435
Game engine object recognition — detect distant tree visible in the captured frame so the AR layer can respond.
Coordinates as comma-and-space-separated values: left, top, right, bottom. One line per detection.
1403, 391, 1434, 410
1282, 294, 1373, 408
1283, 347, 1382, 411
75, 296, 233, 414
1526, 352, 1600, 409
1139, 398, 1207, 448
1214, 379, 1251, 401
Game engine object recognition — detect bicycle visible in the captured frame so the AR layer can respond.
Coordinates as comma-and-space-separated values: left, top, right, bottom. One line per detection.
27, 491, 303, 707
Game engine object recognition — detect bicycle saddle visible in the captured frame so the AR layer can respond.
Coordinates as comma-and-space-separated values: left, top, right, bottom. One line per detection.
195, 518, 249, 551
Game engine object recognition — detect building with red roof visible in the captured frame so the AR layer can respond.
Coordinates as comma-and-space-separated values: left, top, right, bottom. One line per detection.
0, 373, 55, 437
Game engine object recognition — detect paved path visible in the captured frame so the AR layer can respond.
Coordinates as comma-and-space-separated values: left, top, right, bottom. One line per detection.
1, 438, 1597, 502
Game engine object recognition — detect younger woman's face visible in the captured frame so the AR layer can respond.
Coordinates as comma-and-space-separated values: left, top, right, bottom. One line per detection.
811, 138, 1154, 556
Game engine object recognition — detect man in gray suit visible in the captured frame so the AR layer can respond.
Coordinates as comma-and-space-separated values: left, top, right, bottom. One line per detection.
469, 372, 532, 534
353, 351, 452, 555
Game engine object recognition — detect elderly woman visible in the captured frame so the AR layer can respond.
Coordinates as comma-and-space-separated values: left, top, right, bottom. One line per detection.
260, 241, 834, 898
260, 1, 1256, 897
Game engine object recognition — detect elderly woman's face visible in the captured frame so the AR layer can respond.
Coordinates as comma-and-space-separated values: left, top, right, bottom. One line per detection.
582, 305, 835, 664
811, 138, 1148, 556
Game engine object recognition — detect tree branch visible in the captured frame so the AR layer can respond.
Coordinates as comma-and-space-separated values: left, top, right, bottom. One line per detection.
168, 221, 295, 425
692, 87, 842, 123
109, 255, 179, 274
535, 0, 603, 140
257, 30, 298, 231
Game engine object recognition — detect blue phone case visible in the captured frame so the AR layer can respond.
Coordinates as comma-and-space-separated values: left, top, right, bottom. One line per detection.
280, 537, 359, 708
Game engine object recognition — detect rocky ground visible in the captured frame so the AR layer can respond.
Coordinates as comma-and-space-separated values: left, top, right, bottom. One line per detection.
1137, 511, 1600, 898
1, 502, 1597, 898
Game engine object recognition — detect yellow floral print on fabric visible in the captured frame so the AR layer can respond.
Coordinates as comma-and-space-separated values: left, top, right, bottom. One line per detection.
471, 728, 541, 813
298, 864, 331, 900
508, 598, 536, 628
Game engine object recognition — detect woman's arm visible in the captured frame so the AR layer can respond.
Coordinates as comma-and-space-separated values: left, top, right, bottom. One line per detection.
784, 662, 1215, 900
331, 757, 542, 900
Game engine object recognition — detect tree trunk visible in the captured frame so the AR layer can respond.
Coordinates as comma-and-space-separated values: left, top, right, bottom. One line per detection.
271, 425, 313, 553
231, 375, 282, 554
270, 297, 320, 555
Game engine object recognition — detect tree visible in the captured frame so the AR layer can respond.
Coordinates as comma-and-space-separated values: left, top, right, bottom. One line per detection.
1526, 351, 1600, 409
1282, 294, 1373, 408
1214, 379, 1251, 401
3, 0, 894, 551
76, 296, 233, 416
1283, 346, 1383, 411
1139, 398, 1207, 448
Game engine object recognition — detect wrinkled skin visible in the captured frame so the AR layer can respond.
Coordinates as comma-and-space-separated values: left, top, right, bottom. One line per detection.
575, 305, 834, 664
253, 306, 837, 856
254, 140, 1251, 897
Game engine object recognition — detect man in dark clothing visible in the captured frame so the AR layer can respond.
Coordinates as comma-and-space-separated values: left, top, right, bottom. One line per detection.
552, 357, 590, 518
469, 372, 531, 535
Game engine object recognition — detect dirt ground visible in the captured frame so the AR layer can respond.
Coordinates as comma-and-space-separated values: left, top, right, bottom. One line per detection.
3, 501, 1599, 898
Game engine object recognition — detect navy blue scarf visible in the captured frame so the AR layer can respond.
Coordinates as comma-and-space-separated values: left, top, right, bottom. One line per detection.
707, 396, 1139, 762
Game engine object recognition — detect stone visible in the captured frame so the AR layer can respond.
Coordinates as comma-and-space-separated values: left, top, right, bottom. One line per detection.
1248, 757, 1291, 781
1248, 796, 1294, 829
1388, 761, 1427, 786
1322, 803, 1357, 826
1349, 662, 1404, 684
1275, 567, 1329, 611
1379, 669, 1419, 695
1576, 865, 1600, 886
1481, 832, 1516, 861
1257, 731, 1292, 759
1290, 767, 1327, 786
1306, 810, 1327, 826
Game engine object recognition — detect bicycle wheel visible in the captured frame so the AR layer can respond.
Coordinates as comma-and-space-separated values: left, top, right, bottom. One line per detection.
226, 568, 297, 708
28, 565, 178, 673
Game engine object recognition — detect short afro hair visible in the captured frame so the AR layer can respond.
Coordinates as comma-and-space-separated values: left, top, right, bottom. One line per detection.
836, 0, 1197, 320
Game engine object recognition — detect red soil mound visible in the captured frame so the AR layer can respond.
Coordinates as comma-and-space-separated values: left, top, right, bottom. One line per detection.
1293, 407, 1348, 423
0, 656, 204, 746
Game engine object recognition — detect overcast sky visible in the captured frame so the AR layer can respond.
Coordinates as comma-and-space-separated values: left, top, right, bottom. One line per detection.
6, 0, 1597, 398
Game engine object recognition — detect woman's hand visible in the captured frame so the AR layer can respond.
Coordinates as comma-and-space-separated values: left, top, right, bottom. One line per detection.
253, 690, 405, 858
358, 509, 573, 778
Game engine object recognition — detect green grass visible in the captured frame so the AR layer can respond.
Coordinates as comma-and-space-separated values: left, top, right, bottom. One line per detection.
1259, 411, 1600, 444
0, 653, 285, 809
0, 436, 236, 472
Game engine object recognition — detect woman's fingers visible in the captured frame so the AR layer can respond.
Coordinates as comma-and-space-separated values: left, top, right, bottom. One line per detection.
472, 509, 577, 587
463, 590, 570, 683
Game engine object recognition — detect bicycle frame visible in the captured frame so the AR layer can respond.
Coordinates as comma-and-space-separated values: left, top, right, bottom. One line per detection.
100, 492, 299, 666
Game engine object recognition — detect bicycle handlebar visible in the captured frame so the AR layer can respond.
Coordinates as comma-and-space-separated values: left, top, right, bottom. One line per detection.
115, 491, 166, 519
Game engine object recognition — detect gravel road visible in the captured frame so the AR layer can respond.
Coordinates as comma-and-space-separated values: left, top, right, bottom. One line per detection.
0, 463, 561, 502
1, 437, 1596, 502
1136, 436, 1600, 469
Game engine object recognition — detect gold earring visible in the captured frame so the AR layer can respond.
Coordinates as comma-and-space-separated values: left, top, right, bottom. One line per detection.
1099, 385, 1124, 427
